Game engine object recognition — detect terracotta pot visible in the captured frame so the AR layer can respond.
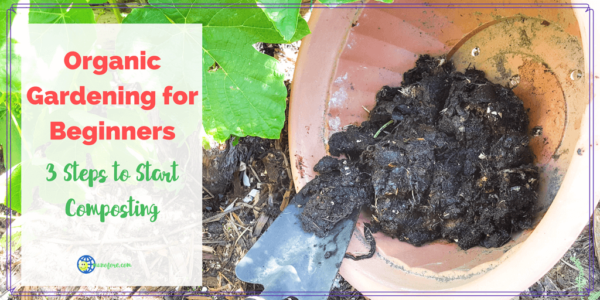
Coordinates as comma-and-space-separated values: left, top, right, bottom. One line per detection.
289, 0, 598, 297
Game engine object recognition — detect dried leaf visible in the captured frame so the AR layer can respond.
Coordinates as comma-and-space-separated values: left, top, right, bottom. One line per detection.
280, 189, 291, 211
253, 213, 270, 236
232, 212, 244, 226
280, 180, 294, 211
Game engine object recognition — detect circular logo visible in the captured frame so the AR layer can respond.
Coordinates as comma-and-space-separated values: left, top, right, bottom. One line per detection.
77, 255, 95, 274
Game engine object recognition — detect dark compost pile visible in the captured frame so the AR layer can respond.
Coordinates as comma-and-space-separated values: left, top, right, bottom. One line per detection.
299, 55, 539, 250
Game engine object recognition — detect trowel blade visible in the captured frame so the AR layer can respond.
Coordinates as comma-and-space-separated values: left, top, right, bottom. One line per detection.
235, 192, 359, 300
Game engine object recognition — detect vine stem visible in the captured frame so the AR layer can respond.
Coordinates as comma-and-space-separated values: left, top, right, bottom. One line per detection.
107, 0, 123, 23
374, 120, 394, 138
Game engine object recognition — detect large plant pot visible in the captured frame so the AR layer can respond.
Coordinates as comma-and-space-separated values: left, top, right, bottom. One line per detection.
289, 0, 597, 297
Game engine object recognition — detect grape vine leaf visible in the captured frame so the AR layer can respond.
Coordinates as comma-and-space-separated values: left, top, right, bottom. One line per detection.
0, 91, 21, 167
0, 227, 21, 250
2, 163, 21, 213
29, 0, 96, 24
124, 0, 310, 142
257, 0, 302, 41
0, 39, 20, 94
0, 0, 96, 211
5, 0, 95, 167
0, 0, 21, 170
1, 0, 19, 47
1, 0, 20, 94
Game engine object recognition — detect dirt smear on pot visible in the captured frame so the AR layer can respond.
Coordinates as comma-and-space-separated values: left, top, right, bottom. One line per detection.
299, 55, 539, 250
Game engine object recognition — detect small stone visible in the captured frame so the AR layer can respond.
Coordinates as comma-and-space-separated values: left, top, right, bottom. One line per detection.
531, 126, 543, 136
508, 74, 520, 89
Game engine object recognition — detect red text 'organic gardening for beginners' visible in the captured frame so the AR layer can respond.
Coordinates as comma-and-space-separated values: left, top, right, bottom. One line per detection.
25, 51, 200, 145
27, 86, 198, 111
50, 121, 175, 146
64, 50, 161, 75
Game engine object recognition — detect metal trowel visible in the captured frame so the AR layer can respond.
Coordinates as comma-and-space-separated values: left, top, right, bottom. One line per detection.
235, 189, 361, 300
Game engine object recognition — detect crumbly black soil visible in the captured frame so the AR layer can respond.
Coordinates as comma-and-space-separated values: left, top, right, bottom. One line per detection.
298, 156, 373, 237
300, 55, 539, 250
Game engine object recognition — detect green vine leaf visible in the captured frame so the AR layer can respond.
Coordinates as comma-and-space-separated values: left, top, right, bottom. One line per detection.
257, 0, 302, 41
1, 0, 19, 47
0, 228, 21, 250
3, 163, 21, 213
124, 0, 310, 142
0, 91, 21, 168
29, 0, 96, 24
0, 39, 21, 94
87, 0, 110, 4
1, 0, 20, 94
